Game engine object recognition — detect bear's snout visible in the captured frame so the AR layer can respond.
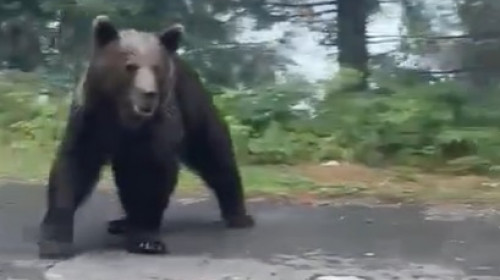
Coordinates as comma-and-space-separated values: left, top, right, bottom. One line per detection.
130, 68, 160, 118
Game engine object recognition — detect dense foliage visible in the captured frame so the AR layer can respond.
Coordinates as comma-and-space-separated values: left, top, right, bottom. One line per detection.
2, 68, 500, 176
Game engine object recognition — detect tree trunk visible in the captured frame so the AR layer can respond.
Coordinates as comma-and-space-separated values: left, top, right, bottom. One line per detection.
337, 0, 369, 90
0, 14, 42, 72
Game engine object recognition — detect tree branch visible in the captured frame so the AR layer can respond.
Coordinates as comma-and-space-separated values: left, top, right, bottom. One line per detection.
266, 0, 398, 8
367, 32, 500, 40
412, 67, 500, 75
267, 1, 336, 8
273, 8, 337, 18
317, 31, 500, 43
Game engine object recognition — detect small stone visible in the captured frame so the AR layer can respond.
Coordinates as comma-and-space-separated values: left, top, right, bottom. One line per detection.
321, 160, 340, 166
315, 200, 332, 206
474, 266, 493, 271
44, 273, 64, 280
177, 197, 207, 205
313, 276, 365, 280
481, 182, 500, 188
248, 197, 267, 203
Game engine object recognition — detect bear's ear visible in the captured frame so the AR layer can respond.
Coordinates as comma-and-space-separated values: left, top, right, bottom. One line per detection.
159, 23, 184, 53
92, 15, 119, 48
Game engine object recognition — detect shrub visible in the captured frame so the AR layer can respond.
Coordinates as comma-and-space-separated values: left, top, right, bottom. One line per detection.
3, 69, 500, 176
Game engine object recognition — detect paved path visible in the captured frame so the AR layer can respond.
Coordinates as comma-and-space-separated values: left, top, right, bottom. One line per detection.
1, 181, 500, 279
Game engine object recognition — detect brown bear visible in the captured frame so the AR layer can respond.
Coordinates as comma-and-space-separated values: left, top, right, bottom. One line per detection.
38, 15, 255, 259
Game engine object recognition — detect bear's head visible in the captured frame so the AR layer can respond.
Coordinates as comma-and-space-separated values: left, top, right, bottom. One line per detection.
86, 15, 183, 128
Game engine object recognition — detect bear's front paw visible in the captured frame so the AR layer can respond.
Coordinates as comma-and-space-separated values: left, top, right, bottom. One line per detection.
126, 232, 169, 255
224, 214, 255, 228
38, 223, 74, 259
38, 240, 74, 260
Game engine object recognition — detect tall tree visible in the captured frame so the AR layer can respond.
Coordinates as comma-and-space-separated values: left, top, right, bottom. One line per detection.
0, 0, 48, 71
391, 0, 500, 89
457, 0, 500, 89
267, 0, 378, 90
336, 0, 370, 90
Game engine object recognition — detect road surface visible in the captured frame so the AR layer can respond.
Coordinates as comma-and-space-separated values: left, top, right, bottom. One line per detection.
0, 180, 500, 279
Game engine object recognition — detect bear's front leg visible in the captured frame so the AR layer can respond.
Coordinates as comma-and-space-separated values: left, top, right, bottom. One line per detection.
39, 150, 104, 259
111, 154, 178, 255
39, 112, 105, 259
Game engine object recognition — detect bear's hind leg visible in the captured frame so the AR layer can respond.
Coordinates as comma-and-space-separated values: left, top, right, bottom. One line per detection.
111, 154, 178, 254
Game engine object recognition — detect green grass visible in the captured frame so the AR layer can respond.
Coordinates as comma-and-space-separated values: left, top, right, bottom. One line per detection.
0, 146, 54, 180
3, 146, 500, 207
162, 165, 320, 198
0, 146, 319, 198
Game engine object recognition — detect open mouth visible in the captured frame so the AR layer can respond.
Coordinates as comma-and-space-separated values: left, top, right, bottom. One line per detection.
132, 104, 155, 117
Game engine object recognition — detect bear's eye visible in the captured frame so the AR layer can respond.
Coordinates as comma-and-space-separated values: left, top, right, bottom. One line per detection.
125, 63, 138, 72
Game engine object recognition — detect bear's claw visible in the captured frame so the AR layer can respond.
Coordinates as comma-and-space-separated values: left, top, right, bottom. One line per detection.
126, 233, 168, 255
224, 214, 255, 228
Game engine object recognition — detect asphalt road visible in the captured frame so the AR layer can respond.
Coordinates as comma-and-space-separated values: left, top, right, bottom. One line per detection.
1, 181, 500, 280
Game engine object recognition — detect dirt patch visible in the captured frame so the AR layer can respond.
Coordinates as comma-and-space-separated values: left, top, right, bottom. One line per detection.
295, 163, 393, 185
292, 162, 500, 206
4, 160, 500, 207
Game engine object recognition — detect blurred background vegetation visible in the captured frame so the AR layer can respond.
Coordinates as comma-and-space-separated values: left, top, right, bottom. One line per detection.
2, 0, 500, 192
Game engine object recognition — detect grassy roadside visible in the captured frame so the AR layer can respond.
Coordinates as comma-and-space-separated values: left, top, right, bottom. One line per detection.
2, 147, 500, 207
